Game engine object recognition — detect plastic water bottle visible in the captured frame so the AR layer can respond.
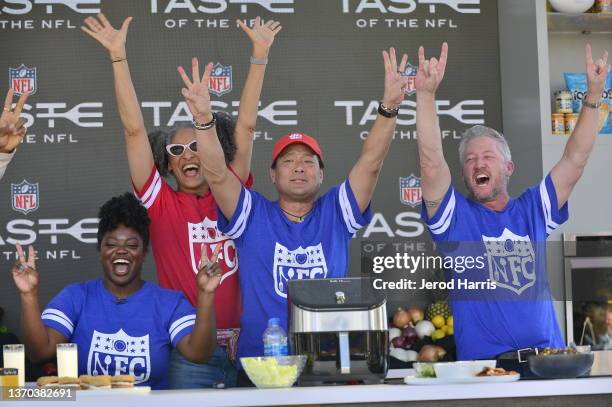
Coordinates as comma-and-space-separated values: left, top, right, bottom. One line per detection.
263, 317, 288, 357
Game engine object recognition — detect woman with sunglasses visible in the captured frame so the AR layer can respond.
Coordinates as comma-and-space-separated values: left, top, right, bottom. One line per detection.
82, 14, 282, 388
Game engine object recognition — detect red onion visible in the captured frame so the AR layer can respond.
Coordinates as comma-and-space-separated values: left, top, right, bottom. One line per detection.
402, 326, 418, 347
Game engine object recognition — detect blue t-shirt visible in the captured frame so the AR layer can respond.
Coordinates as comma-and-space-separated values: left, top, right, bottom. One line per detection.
41, 279, 196, 389
218, 179, 372, 361
421, 174, 567, 360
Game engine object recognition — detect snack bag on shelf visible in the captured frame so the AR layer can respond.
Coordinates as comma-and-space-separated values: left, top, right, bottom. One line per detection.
564, 72, 612, 134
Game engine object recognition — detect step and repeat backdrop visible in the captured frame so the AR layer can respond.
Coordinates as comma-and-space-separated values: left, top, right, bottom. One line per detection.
0, 0, 539, 333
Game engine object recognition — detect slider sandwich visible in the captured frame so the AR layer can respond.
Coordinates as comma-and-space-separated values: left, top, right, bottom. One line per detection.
36, 376, 59, 387
57, 376, 80, 389
111, 375, 135, 389
79, 375, 112, 390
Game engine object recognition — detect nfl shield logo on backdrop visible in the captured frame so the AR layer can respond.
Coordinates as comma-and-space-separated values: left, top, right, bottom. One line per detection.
400, 63, 417, 96
399, 175, 422, 207
208, 63, 232, 97
87, 329, 151, 384
11, 180, 39, 215
9, 64, 37, 96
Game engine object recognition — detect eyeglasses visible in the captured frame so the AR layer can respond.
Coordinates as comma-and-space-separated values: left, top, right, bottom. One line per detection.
165, 140, 198, 156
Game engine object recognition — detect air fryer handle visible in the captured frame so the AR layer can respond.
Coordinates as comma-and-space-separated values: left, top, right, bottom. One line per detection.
339, 332, 350, 374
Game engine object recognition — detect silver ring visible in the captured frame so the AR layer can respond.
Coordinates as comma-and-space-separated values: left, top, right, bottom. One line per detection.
17, 263, 27, 272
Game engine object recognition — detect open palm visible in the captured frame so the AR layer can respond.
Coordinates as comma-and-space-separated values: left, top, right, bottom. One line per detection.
82, 14, 132, 56
238, 16, 282, 52
12, 244, 39, 295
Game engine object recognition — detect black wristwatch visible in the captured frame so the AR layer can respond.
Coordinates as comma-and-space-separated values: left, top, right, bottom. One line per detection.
377, 102, 399, 118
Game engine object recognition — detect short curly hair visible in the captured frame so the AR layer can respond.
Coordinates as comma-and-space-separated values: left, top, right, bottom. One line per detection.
96, 193, 150, 251
148, 111, 238, 178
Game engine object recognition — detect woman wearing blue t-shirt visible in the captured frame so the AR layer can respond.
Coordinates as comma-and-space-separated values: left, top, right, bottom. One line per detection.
10, 193, 222, 389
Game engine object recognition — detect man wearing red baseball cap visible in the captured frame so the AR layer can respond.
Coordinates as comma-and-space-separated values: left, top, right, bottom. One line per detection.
177, 46, 412, 385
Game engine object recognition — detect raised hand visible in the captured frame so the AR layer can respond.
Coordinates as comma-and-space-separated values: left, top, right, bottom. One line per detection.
237, 16, 282, 56
196, 243, 223, 294
381, 47, 410, 109
0, 89, 28, 153
81, 13, 133, 59
415, 42, 449, 95
12, 244, 39, 295
178, 58, 213, 124
584, 44, 609, 96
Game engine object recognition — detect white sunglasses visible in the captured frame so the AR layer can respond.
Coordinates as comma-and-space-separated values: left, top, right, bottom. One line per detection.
166, 140, 197, 156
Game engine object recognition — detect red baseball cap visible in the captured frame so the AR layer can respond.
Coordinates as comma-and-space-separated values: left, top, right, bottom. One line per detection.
271, 132, 323, 165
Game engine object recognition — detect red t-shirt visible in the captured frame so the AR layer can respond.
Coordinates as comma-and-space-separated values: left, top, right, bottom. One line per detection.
134, 166, 252, 330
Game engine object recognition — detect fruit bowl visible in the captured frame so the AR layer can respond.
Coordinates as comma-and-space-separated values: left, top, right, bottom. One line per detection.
240, 356, 307, 388
528, 352, 594, 379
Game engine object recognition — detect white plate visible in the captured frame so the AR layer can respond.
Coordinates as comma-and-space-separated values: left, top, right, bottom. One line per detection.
77, 386, 151, 395
404, 374, 520, 385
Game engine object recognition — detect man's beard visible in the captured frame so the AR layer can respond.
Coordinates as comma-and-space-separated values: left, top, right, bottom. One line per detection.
465, 174, 509, 203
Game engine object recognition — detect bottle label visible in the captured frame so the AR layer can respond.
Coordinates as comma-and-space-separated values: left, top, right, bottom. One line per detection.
264, 343, 288, 357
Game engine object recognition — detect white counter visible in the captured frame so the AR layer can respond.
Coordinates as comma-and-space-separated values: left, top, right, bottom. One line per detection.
7, 376, 609, 407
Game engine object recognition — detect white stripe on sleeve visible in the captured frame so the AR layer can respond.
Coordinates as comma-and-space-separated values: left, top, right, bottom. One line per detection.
539, 180, 559, 234
428, 190, 456, 235
339, 182, 362, 234
169, 316, 196, 343
42, 309, 74, 335
225, 189, 252, 239
169, 314, 196, 334
139, 171, 162, 209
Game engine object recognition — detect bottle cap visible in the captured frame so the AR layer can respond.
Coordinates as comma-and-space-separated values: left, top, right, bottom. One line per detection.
269, 317, 280, 326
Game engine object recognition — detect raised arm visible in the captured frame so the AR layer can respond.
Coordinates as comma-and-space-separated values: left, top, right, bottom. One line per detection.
179, 59, 242, 219
550, 44, 609, 208
177, 244, 222, 363
415, 43, 451, 219
231, 17, 282, 182
348, 47, 410, 212
12, 245, 66, 362
82, 14, 154, 190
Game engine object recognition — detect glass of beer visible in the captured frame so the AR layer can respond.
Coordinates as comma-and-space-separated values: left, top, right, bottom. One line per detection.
56, 343, 78, 378
1, 368, 19, 400
2, 345, 25, 387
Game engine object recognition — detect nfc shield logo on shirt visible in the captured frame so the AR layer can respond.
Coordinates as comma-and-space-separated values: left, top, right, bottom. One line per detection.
87, 329, 151, 384
272, 242, 328, 298
188, 218, 237, 284
482, 228, 536, 295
